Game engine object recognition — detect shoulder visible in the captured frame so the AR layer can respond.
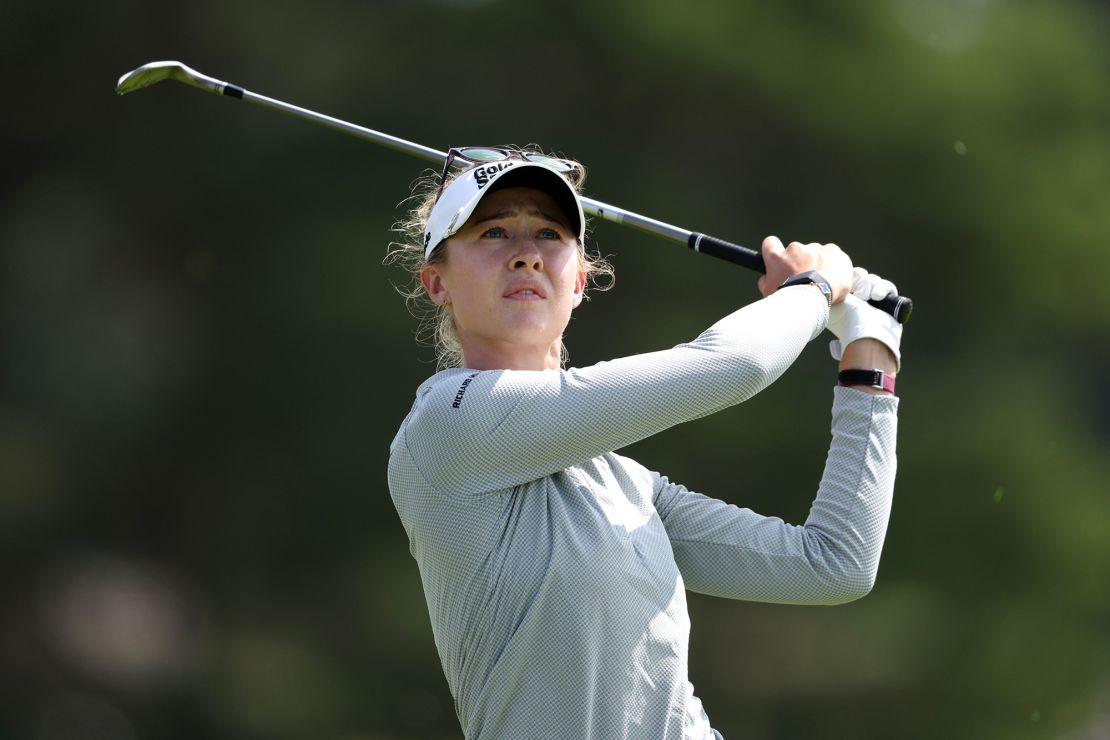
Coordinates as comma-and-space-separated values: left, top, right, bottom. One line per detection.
392, 367, 557, 460
420, 368, 484, 408
390, 368, 462, 432
408, 367, 532, 424
390, 368, 475, 444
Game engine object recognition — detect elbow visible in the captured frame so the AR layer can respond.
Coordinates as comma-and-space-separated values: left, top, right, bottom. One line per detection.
835, 581, 875, 605
822, 568, 877, 605
802, 528, 884, 605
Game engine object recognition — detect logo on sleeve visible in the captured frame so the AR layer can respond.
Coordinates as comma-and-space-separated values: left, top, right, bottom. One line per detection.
451, 372, 479, 409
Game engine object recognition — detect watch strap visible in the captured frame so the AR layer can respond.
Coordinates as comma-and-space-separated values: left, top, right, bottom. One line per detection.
838, 368, 896, 394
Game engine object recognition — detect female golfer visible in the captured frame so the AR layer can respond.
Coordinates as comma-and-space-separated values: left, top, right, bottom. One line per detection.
388, 148, 902, 740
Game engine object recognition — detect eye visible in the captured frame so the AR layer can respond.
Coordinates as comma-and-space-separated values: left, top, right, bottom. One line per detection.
481, 226, 508, 239
537, 227, 563, 240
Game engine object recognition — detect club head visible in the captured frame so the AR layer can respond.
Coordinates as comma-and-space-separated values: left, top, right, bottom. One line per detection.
116, 61, 223, 96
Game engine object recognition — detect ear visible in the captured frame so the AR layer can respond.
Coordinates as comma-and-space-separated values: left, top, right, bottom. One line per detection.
571, 267, 587, 308
420, 263, 450, 306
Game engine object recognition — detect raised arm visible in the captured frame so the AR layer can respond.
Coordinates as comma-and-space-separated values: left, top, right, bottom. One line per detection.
654, 387, 898, 605
400, 285, 830, 495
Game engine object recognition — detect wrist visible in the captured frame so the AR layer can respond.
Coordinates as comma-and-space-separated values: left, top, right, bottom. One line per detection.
779, 271, 833, 308
838, 338, 898, 375
838, 368, 896, 395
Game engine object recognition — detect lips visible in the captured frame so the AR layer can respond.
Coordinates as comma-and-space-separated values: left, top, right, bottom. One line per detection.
503, 282, 546, 299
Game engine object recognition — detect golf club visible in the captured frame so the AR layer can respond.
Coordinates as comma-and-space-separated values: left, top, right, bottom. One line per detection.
116, 61, 912, 323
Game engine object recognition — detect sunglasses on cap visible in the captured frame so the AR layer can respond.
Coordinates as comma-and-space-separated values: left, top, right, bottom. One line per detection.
434, 146, 583, 202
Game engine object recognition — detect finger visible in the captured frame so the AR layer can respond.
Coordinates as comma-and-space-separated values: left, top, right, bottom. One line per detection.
872, 276, 898, 300
762, 235, 785, 257
851, 266, 870, 295
788, 241, 808, 254
856, 272, 897, 300
762, 236, 788, 276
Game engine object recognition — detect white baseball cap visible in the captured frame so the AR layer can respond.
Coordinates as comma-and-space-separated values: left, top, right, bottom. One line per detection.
423, 159, 585, 259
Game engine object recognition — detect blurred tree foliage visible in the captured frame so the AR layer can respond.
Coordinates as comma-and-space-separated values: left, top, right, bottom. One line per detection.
1, 0, 1108, 738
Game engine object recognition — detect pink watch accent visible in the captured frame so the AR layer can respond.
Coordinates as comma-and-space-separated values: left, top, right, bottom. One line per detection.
838, 368, 896, 394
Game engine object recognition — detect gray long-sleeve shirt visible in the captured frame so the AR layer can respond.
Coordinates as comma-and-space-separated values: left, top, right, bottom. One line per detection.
388, 286, 899, 739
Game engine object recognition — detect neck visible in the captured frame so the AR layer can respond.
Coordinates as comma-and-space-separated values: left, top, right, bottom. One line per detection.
460, 338, 563, 371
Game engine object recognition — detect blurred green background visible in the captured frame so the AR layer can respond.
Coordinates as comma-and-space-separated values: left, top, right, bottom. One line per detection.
2, 0, 1108, 738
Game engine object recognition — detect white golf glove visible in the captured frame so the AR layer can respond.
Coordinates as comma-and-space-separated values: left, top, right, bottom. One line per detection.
851, 266, 898, 303
827, 267, 903, 370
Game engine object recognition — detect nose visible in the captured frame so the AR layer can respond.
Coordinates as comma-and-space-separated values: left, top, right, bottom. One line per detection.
509, 237, 543, 272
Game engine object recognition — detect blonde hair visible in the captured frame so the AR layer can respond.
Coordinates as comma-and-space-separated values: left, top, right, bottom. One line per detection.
386, 153, 615, 370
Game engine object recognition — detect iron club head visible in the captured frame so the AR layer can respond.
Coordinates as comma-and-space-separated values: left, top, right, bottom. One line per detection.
116, 61, 226, 96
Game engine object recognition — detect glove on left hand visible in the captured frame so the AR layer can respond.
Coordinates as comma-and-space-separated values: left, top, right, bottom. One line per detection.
828, 268, 903, 370
850, 266, 899, 303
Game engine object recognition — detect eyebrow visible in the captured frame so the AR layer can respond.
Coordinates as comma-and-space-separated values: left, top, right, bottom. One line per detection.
472, 208, 568, 227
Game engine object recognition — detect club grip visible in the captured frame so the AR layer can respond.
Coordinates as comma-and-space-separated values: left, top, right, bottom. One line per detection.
687, 232, 913, 324
688, 232, 765, 271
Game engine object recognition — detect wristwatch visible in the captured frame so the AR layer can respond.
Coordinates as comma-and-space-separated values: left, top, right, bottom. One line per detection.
779, 270, 832, 307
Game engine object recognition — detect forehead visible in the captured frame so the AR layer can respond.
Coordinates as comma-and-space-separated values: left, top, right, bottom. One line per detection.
467, 187, 570, 225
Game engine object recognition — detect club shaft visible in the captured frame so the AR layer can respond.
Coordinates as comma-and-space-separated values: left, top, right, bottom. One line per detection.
117, 62, 912, 323
232, 87, 753, 259
234, 86, 448, 165
232, 84, 687, 240
231, 85, 692, 241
